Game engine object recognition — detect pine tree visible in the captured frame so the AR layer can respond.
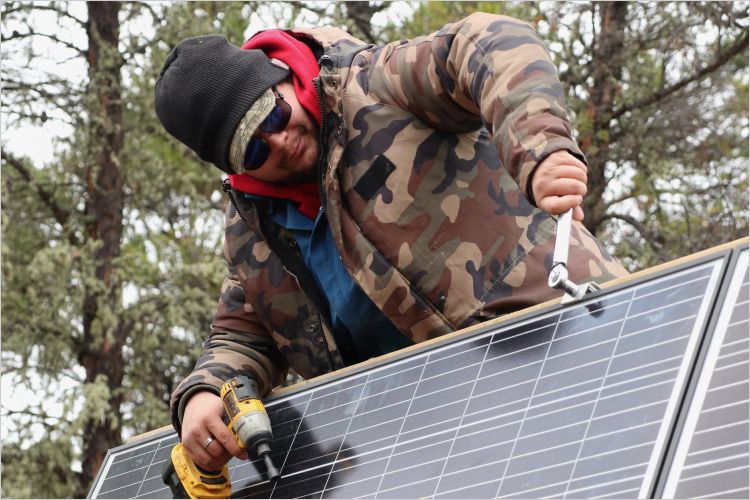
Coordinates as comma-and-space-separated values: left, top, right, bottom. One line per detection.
1, 2, 249, 496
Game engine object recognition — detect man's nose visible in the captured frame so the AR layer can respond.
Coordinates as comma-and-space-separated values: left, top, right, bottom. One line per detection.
258, 130, 287, 151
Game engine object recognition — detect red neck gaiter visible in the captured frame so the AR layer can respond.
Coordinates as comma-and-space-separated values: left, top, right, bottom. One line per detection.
229, 30, 322, 219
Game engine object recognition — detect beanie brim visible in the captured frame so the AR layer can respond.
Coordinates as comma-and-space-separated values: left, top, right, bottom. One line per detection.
227, 88, 276, 173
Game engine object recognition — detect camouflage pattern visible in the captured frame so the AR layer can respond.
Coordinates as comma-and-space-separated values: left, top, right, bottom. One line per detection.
170, 13, 628, 431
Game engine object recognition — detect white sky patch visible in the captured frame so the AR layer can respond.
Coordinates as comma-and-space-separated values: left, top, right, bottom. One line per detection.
1, 350, 85, 453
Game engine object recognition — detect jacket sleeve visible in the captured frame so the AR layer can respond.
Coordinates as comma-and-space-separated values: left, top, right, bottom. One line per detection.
367, 12, 583, 199
169, 214, 287, 435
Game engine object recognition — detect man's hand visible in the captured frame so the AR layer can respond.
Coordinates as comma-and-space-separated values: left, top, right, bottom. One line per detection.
530, 150, 587, 221
181, 391, 248, 471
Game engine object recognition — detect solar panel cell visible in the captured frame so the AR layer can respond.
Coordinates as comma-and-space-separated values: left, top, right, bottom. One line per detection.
568, 462, 646, 494
272, 467, 328, 498
415, 366, 479, 397
231, 460, 266, 485
472, 364, 540, 403
563, 475, 642, 498
136, 476, 171, 498
502, 461, 574, 496
377, 476, 440, 499
557, 300, 629, 337
325, 475, 382, 498
676, 467, 749, 498
98, 481, 142, 499
633, 266, 712, 298
435, 478, 501, 499
378, 461, 442, 493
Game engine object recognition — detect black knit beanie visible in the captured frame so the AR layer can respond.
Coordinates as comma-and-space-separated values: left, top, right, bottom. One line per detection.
154, 35, 290, 173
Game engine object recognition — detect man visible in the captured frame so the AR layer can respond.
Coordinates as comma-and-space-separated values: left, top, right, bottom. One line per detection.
154, 12, 627, 471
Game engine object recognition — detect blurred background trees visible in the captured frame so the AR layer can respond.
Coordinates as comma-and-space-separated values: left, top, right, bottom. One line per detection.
1, 1, 747, 497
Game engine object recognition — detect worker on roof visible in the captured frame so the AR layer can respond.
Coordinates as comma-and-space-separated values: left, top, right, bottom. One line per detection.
154, 12, 628, 472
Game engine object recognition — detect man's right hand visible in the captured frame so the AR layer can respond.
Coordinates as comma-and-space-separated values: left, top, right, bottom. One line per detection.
530, 150, 588, 222
180, 391, 248, 471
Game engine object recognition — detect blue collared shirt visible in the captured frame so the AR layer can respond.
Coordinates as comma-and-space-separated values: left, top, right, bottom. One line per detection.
245, 194, 412, 364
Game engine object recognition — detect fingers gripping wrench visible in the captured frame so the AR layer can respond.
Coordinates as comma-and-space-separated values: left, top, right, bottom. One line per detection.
548, 209, 600, 303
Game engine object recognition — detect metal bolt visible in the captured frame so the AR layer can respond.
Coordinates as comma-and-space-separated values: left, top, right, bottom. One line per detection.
548, 265, 582, 298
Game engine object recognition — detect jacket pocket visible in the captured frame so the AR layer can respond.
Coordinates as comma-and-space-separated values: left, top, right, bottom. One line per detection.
352, 154, 396, 201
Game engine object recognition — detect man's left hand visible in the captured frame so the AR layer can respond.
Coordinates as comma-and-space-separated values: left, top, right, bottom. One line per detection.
530, 150, 588, 221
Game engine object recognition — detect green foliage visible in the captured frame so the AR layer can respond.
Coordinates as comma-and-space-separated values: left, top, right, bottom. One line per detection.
1, 2, 251, 496
1, 438, 78, 498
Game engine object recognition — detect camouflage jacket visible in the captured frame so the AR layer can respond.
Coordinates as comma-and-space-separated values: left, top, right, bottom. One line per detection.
171, 13, 627, 431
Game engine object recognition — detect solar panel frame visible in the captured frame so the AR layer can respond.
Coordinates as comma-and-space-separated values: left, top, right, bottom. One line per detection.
86, 242, 747, 499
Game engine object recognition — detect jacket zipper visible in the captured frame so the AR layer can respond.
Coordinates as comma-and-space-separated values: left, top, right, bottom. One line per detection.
222, 178, 248, 225
313, 77, 329, 216
313, 57, 348, 369
313, 59, 336, 368
222, 177, 337, 371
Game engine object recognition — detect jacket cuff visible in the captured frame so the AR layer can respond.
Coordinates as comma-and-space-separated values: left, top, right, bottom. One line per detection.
171, 384, 221, 437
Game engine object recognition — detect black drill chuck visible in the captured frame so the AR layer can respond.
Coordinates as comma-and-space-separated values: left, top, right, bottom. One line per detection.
257, 443, 281, 482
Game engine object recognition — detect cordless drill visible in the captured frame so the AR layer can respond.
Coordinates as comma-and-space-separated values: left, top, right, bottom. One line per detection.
162, 376, 281, 498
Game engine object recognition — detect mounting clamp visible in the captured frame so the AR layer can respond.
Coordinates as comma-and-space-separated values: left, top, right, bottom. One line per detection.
548, 209, 600, 303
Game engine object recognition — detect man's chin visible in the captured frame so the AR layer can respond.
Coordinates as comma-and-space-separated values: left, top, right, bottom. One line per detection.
280, 167, 317, 184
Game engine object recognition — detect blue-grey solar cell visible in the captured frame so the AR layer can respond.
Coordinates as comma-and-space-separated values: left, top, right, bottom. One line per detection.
87, 250, 745, 500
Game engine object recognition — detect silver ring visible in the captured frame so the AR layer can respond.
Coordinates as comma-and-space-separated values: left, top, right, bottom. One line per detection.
202, 436, 215, 449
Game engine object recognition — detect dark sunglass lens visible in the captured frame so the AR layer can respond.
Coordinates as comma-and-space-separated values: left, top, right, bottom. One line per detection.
243, 138, 270, 170
258, 99, 291, 134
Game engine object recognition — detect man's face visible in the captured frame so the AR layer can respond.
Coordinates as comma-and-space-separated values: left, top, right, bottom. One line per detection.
244, 80, 320, 184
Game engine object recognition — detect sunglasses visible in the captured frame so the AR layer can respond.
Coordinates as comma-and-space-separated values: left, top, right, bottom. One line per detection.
242, 86, 292, 170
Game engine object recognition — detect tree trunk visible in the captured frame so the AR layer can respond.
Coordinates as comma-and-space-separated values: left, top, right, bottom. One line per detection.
77, 2, 126, 495
344, 1, 380, 44
579, 1, 628, 236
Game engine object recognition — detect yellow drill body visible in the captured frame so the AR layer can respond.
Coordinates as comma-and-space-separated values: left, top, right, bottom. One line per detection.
163, 376, 280, 498
220, 376, 280, 482
221, 378, 271, 451
166, 444, 230, 499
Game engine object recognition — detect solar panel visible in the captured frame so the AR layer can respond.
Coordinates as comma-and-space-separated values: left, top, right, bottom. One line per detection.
87, 242, 748, 499
660, 248, 749, 499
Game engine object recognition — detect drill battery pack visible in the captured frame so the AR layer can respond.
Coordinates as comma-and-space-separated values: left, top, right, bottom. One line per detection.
162, 443, 230, 499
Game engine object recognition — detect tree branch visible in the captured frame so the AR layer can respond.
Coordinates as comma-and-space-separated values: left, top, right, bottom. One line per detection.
344, 2, 384, 44
2, 407, 61, 427
138, 2, 164, 25
1, 30, 86, 56
287, 1, 328, 16
610, 30, 749, 120
2, 81, 81, 102
682, 198, 693, 244
1, 152, 81, 247
2, 3, 87, 28
603, 190, 637, 210
3, 72, 84, 92
60, 368, 85, 384
601, 212, 666, 254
